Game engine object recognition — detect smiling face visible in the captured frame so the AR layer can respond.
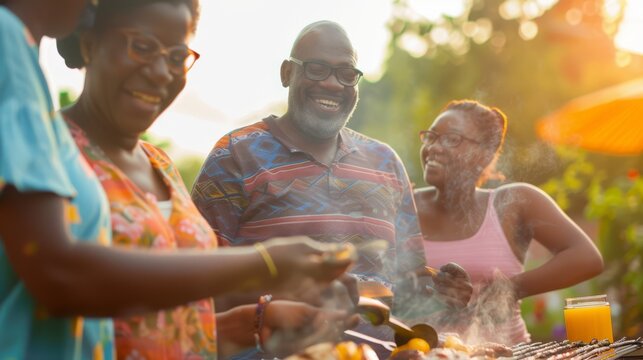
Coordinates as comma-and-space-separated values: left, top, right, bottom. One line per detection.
282, 24, 359, 140
83, 1, 193, 137
421, 109, 488, 188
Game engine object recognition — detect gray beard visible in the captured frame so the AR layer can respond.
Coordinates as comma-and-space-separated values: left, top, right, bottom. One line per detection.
295, 111, 349, 139
290, 100, 357, 140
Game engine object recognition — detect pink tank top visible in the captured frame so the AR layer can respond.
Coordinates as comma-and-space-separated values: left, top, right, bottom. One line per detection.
422, 190, 531, 345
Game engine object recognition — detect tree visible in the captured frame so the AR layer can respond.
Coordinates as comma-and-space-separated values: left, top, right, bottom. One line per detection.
350, 0, 643, 189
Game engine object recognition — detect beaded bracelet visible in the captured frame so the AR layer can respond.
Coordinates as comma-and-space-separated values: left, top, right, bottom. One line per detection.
254, 294, 272, 353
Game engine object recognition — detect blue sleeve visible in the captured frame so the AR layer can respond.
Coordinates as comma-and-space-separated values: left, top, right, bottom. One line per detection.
0, 8, 75, 198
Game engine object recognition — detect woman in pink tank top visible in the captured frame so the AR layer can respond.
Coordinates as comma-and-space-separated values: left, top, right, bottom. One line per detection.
413, 100, 603, 345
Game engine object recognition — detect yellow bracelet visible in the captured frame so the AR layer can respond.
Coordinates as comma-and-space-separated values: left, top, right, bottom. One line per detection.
254, 243, 278, 279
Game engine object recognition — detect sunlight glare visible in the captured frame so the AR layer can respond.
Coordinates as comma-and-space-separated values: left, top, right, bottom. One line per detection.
614, 0, 643, 55
407, 0, 467, 21
522, 1, 543, 19
499, 0, 522, 20
615, 51, 632, 68
519, 20, 539, 40
430, 26, 451, 45
473, 18, 493, 44
565, 8, 583, 25
398, 33, 428, 58
536, 0, 558, 8
603, 0, 624, 19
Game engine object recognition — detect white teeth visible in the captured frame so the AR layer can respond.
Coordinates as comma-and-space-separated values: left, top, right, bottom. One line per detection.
315, 98, 339, 109
426, 160, 442, 167
131, 91, 161, 104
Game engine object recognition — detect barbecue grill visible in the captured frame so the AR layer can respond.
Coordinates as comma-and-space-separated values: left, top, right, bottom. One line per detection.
510, 337, 643, 359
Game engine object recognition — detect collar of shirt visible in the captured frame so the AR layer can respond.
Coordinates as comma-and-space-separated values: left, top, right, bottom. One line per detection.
263, 115, 359, 162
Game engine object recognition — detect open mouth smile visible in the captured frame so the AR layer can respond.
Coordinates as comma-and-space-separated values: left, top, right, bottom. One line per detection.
314, 98, 340, 110
130, 91, 162, 105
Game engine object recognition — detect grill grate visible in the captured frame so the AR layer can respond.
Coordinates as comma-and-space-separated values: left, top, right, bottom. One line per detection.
510, 338, 642, 359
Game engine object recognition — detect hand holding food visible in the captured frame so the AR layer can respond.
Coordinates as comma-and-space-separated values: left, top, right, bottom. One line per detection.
261, 237, 355, 287
431, 263, 473, 309
397, 262, 472, 308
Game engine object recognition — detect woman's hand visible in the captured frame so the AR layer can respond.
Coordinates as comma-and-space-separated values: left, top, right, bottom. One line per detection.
396, 262, 472, 309
261, 237, 356, 294
432, 262, 473, 309
261, 300, 360, 357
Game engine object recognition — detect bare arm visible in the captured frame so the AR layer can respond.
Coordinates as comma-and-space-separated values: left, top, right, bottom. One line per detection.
504, 184, 603, 299
216, 301, 357, 358
0, 188, 351, 317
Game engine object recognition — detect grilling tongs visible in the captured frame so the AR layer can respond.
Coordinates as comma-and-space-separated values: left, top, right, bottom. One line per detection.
357, 296, 438, 348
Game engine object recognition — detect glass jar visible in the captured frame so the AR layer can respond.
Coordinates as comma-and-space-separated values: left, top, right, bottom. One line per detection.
564, 294, 614, 343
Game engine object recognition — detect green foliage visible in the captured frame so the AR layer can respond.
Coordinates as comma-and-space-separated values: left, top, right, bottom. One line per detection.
585, 171, 643, 336
350, 0, 643, 188
539, 149, 597, 214
536, 149, 642, 337
59, 89, 77, 108
176, 155, 205, 192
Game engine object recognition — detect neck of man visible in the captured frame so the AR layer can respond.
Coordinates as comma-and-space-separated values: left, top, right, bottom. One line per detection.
276, 113, 341, 166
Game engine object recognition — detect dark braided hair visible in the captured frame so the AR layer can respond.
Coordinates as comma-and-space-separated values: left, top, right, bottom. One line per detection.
57, 0, 200, 69
443, 99, 508, 155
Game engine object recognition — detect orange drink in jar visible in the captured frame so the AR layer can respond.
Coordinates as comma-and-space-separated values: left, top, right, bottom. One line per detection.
564, 295, 613, 343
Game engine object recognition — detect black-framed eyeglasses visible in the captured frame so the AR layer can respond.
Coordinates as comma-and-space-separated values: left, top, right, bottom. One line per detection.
289, 57, 363, 87
120, 29, 200, 76
419, 130, 480, 148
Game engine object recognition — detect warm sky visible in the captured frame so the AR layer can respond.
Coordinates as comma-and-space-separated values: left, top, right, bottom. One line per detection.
40, 0, 643, 157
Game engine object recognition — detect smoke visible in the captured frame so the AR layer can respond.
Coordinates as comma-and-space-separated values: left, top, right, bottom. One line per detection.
261, 281, 356, 357
393, 269, 520, 346
457, 271, 518, 345
498, 140, 560, 184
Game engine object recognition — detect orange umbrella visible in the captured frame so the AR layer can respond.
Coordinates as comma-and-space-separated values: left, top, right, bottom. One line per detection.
536, 77, 643, 155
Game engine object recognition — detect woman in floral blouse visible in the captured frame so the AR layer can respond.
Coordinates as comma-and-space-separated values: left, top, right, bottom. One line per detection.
57, 0, 357, 358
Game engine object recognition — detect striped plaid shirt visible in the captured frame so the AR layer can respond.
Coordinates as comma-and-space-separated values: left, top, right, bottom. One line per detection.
192, 116, 425, 286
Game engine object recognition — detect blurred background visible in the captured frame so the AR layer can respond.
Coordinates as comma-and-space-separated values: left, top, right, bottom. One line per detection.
44, 0, 642, 341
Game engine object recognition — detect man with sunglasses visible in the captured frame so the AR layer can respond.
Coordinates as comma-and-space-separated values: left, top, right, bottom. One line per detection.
192, 21, 472, 358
